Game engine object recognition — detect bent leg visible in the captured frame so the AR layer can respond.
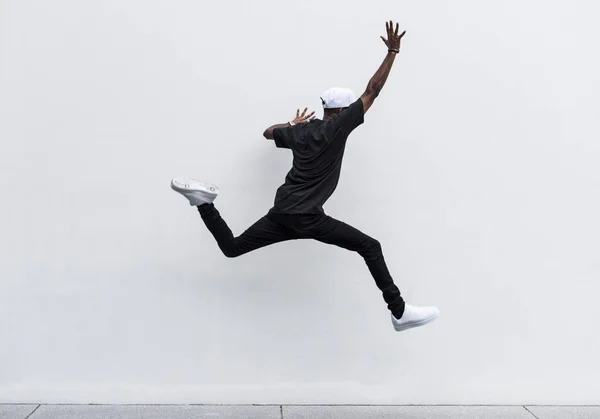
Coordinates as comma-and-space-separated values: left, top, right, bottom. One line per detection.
198, 203, 295, 258
308, 215, 405, 318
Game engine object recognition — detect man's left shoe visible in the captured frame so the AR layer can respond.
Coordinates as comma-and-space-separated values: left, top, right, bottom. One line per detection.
391, 304, 439, 332
171, 178, 219, 206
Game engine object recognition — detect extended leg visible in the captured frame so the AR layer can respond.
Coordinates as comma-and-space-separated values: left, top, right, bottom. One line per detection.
306, 215, 405, 318
198, 203, 296, 258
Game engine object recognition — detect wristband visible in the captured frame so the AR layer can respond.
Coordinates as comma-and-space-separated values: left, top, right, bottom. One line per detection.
389, 48, 399, 53
289, 121, 295, 126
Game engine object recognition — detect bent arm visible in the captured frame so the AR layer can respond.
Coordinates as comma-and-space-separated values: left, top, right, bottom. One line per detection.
263, 108, 316, 139
263, 122, 290, 140
360, 50, 398, 113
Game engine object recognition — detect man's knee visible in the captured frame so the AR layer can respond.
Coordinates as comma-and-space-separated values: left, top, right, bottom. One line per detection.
359, 238, 383, 260
221, 244, 242, 258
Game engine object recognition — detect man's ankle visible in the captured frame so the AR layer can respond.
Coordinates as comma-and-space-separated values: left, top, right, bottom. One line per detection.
197, 203, 214, 215
391, 301, 405, 319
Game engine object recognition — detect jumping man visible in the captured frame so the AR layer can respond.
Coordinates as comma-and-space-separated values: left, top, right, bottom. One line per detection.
171, 20, 439, 332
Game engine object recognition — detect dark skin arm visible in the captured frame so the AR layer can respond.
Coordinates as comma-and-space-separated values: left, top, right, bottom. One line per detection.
263, 107, 316, 139
264, 21, 403, 138
360, 20, 406, 113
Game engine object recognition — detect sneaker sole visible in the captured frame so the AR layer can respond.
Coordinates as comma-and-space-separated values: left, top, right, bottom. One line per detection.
393, 312, 439, 332
171, 180, 219, 197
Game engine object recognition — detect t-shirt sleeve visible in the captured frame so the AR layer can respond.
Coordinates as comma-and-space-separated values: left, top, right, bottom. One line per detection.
326, 98, 365, 140
273, 125, 294, 149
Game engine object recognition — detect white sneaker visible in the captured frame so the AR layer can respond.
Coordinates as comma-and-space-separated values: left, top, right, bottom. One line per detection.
171, 178, 219, 206
391, 304, 439, 332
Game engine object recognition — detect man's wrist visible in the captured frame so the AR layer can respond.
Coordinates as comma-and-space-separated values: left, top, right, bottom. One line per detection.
388, 48, 399, 54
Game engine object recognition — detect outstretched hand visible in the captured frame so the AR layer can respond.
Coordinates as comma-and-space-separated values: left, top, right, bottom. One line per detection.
292, 108, 316, 125
380, 20, 406, 51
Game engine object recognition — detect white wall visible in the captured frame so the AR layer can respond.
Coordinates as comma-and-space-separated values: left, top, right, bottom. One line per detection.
1, 0, 599, 405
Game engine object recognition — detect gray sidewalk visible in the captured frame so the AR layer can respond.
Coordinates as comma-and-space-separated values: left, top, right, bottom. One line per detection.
1, 405, 599, 419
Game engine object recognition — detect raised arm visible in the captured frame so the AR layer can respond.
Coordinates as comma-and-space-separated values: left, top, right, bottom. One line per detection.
360, 20, 406, 113
263, 108, 316, 139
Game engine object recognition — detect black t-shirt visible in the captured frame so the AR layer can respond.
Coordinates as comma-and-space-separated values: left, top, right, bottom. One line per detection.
269, 98, 365, 215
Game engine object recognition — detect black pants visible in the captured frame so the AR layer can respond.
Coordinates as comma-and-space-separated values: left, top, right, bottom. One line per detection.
198, 203, 405, 318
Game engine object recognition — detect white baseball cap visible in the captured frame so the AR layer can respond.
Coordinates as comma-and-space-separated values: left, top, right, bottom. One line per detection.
320, 87, 357, 109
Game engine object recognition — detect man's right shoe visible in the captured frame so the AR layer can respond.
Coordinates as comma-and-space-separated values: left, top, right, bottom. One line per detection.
171, 178, 219, 206
391, 304, 439, 332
